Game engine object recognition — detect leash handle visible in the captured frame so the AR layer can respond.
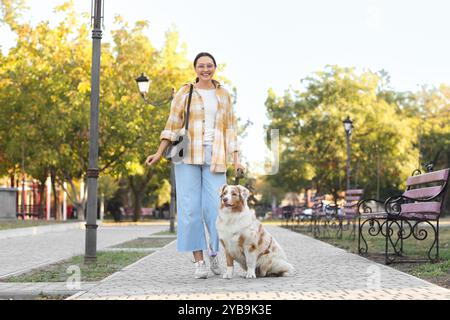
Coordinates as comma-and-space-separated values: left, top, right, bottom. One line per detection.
234, 167, 245, 185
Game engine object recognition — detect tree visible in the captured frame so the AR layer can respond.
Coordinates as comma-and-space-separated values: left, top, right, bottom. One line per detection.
0, 1, 198, 221
265, 65, 418, 201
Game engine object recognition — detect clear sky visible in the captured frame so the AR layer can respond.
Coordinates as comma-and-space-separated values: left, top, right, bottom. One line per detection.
2, 0, 450, 176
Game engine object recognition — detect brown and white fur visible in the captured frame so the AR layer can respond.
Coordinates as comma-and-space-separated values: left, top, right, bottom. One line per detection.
216, 184, 294, 279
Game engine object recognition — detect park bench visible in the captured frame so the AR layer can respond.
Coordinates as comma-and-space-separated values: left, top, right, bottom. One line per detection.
291, 204, 308, 227
281, 204, 309, 228
16, 204, 44, 219
357, 168, 449, 264
119, 207, 155, 220
281, 205, 294, 227
311, 195, 332, 237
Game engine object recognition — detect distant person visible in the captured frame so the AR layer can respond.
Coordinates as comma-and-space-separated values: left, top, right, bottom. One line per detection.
145, 52, 245, 279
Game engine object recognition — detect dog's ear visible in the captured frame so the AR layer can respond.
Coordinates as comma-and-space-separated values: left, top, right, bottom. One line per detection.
237, 185, 250, 202
219, 184, 228, 196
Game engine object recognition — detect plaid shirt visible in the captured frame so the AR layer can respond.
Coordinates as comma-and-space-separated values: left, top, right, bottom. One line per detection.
160, 81, 238, 173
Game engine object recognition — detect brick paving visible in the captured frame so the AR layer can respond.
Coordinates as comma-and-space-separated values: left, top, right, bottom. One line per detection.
69, 226, 450, 300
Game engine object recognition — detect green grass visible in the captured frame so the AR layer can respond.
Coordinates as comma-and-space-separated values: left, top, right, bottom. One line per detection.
111, 237, 175, 249
285, 221, 450, 288
1, 251, 150, 283
0, 220, 73, 230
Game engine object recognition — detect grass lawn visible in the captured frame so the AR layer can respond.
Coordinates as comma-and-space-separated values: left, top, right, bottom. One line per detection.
285, 221, 450, 289
111, 237, 175, 249
1, 251, 150, 283
0, 219, 74, 231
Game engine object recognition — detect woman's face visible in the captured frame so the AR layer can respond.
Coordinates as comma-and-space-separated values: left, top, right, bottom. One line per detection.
195, 56, 216, 82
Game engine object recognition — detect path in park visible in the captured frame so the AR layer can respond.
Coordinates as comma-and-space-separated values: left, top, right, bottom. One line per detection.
0, 224, 167, 279
70, 226, 450, 300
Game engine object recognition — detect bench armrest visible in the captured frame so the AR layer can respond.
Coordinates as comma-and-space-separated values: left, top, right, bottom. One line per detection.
357, 198, 386, 215
384, 190, 446, 216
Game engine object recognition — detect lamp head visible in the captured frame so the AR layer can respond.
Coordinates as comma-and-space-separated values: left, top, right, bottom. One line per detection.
343, 116, 353, 135
136, 73, 150, 96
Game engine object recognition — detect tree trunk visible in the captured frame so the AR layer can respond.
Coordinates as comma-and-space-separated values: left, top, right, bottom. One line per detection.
331, 188, 339, 215
128, 173, 152, 223
37, 178, 46, 219
59, 177, 86, 221
133, 192, 144, 222
129, 176, 143, 222
50, 169, 60, 220
75, 203, 85, 221
10, 173, 14, 188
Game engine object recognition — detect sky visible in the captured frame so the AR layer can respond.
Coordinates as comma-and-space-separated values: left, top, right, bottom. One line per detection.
1, 0, 450, 177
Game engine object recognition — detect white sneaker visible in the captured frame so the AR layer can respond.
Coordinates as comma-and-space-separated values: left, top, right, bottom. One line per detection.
208, 255, 222, 275
194, 261, 208, 279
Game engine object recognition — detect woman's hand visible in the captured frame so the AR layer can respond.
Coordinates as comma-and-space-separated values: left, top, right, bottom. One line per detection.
235, 162, 246, 178
145, 152, 162, 166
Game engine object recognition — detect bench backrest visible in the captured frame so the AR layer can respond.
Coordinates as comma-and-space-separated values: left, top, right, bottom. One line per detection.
400, 168, 450, 219
311, 195, 325, 214
281, 205, 294, 218
343, 189, 364, 216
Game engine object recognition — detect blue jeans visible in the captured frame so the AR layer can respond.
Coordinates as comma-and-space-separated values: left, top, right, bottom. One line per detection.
174, 144, 226, 253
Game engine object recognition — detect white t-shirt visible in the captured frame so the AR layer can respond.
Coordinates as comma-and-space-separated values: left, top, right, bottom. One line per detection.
197, 89, 218, 145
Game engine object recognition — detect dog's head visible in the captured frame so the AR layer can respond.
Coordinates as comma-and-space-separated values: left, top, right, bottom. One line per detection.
219, 184, 250, 212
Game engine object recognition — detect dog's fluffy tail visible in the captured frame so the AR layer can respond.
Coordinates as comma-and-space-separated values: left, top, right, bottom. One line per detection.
269, 259, 295, 277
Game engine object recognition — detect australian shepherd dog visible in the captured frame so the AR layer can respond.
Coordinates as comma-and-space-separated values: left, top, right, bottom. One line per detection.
216, 184, 294, 279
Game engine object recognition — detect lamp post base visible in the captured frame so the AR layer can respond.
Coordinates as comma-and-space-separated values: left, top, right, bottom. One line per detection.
84, 256, 97, 264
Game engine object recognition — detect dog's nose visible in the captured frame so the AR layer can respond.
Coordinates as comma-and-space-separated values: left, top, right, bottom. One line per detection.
223, 197, 229, 203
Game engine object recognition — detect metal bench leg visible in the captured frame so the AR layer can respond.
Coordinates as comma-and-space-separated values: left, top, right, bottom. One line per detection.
358, 217, 361, 253
314, 217, 320, 237
350, 218, 356, 240
336, 218, 342, 239
436, 219, 440, 262
400, 220, 404, 255
385, 218, 390, 265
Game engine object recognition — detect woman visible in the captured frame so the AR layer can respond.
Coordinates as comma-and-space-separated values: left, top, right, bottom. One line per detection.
145, 52, 245, 279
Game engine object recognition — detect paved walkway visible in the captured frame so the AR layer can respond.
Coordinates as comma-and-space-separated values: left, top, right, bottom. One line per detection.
69, 226, 450, 300
0, 225, 167, 279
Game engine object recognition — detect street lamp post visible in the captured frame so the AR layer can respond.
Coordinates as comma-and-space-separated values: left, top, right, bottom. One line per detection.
135, 74, 175, 233
85, 0, 104, 263
343, 116, 353, 190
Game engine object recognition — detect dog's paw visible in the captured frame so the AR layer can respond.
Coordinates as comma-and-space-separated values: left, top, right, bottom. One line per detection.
245, 270, 256, 279
222, 272, 233, 280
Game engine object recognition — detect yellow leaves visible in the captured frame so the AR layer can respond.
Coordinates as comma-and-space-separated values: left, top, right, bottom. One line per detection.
54, 0, 73, 13
134, 20, 150, 31
114, 15, 125, 25
125, 161, 145, 176
156, 179, 171, 207
77, 81, 90, 94
1, 3, 196, 184
120, 95, 131, 104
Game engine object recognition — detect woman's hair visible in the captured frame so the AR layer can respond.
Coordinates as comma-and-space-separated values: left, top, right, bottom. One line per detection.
194, 52, 217, 83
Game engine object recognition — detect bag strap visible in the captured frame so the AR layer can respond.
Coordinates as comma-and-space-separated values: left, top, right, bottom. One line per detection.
184, 84, 194, 131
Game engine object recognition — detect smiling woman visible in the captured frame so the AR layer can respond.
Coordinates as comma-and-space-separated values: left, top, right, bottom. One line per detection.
145, 52, 246, 280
